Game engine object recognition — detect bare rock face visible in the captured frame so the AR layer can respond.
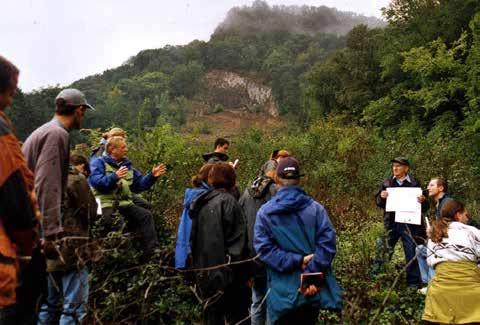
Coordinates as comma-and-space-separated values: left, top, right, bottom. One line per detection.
202, 70, 279, 117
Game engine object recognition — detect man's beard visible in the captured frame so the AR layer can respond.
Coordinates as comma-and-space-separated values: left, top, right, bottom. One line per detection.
72, 115, 82, 129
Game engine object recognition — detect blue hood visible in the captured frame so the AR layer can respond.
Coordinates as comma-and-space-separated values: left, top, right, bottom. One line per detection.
254, 185, 342, 321
175, 182, 210, 269
183, 182, 210, 209
267, 186, 313, 214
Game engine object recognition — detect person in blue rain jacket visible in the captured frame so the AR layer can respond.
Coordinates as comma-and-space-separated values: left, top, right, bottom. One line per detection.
254, 157, 342, 324
175, 164, 213, 269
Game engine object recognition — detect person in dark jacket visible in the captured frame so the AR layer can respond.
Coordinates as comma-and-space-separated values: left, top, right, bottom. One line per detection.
427, 176, 451, 220
258, 149, 290, 177
174, 164, 213, 269
89, 136, 166, 257
189, 162, 249, 325
239, 169, 277, 325
416, 176, 452, 294
254, 157, 342, 325
202, 137, 230, 164
374, 157, 428, 287
38, 155, 98, 324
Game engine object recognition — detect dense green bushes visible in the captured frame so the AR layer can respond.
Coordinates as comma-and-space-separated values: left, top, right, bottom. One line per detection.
83, 113, 479, 323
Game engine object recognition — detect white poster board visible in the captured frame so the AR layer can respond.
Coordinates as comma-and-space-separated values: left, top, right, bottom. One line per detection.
385, 187, 422, 225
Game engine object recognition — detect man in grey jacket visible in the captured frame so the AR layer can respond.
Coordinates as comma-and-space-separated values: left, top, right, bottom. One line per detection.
22, 88, 93, 324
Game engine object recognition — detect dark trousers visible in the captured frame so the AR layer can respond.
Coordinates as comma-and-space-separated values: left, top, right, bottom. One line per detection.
275, 303, 320, 325
374, 223, 422, 286
201, 281, 250, 325
103, 204, 159, 255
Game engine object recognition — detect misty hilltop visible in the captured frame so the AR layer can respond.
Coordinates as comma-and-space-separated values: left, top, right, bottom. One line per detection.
212, 0, 386, 39
11, 0, 390, 140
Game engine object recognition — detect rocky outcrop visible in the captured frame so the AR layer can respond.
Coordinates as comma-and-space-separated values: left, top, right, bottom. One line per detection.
202, 70, 279, 117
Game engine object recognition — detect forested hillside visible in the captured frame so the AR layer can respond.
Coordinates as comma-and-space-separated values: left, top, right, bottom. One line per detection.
8, 0, 480, 323
9, 0, 386, 139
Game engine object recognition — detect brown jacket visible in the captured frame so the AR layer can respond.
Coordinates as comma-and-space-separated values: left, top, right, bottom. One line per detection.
0, 111, 39, 306
47, 167, 98, 272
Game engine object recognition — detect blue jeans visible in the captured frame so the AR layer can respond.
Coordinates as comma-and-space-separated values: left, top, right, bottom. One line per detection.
416, 244, 435, 284
251, 284, 267, 325
38, 268, 89, 325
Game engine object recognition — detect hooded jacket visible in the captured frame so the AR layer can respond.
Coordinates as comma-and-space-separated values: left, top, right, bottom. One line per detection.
175, 181, 210, 269
254, 186, 341, 322
239, 176, 277, 283
240, 176, 277, 257
48, 166, 98, 272
202, 152, 229, 164
189, 189, 247, 297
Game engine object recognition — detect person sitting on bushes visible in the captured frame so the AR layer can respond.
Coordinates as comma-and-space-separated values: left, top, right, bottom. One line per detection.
88, 136, 167, 258
422, 199, 480, 324
90, 127, 152, 211
89, 127, 127, 160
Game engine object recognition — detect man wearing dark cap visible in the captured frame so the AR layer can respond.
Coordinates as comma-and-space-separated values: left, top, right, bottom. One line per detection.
22, 88, 94, 324
374, 157, 428, 288
254, 157, 342, 324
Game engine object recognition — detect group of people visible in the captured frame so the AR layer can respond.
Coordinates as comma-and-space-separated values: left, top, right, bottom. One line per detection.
1, 51, 479, 325
0, 55, 167, 324
175, 145, 342, 325
374, 157, 480, 324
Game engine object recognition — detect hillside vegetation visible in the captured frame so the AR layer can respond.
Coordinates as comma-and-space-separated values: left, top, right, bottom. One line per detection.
8, 0, 480, 323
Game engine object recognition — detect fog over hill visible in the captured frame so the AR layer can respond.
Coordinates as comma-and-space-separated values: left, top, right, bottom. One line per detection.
213, 0, 386, 39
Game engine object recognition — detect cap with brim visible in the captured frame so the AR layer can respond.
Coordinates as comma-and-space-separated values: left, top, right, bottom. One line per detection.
55, 88, 95, 110
276, 156, 304, 179
390, 157, 410, 166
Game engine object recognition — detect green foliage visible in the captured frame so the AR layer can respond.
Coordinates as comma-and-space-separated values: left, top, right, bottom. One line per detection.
8, 1, 480, 322
84, 113, 480, 322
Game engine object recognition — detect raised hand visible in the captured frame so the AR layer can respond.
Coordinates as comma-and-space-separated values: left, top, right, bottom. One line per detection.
152, 163, 167, 177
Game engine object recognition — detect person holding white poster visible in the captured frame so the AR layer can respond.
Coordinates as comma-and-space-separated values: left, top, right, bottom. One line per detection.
373, 157, 429, 288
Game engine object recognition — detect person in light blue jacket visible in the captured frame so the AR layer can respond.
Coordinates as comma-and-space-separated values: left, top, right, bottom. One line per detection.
174, 164, 213, 269
254, 157, 342, 324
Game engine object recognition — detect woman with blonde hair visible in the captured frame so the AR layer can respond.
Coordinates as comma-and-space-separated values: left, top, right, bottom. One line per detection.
89, 127, 127, 160
423, 199, 480, 324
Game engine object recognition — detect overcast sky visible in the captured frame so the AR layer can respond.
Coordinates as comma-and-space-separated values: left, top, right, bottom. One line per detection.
1, 0, 390, 92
